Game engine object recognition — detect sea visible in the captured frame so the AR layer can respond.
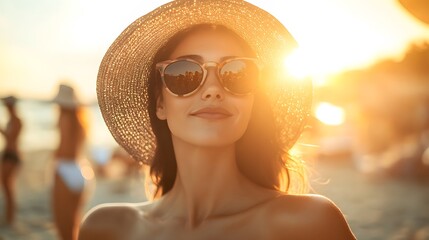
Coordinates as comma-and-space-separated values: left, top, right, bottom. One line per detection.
0, 99, 117, 164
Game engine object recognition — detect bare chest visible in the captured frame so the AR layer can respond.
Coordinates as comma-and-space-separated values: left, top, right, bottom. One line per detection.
132, 213, 270, 240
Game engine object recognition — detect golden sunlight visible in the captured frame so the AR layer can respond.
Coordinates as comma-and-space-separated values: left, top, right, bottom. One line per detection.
284, 49, 310, 79
283, 48, 346, 86
315, 102, 345, 126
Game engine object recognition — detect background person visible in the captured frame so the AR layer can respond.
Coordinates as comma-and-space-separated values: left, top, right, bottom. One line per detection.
52, 84, 88, 240
0, 96, 22, 226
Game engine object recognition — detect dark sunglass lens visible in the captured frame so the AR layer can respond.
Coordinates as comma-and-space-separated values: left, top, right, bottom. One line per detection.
220, 59, 258, 94
164, 60, 203, 95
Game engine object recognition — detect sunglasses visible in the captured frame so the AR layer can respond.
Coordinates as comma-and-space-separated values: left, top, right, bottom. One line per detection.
156, 57, 260, 97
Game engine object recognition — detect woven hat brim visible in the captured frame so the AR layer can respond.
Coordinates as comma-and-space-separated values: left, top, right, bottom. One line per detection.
97, 0, 312, 163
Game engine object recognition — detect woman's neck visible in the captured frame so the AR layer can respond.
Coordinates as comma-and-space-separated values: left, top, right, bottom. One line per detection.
162, 136, 260, 227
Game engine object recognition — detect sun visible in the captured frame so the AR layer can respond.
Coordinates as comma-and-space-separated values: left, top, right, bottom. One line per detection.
283, 48, 338, 86
283, 49, 310, 79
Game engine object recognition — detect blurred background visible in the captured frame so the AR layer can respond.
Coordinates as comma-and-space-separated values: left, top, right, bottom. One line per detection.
0, 0, 428, 239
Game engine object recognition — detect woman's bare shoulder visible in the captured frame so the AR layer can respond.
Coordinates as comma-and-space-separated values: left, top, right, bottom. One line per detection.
263, 194, 356, 240
78, 201, 153, 240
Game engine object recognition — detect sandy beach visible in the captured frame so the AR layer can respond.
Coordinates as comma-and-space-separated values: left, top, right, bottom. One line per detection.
313, 159, 429, 240
1, 150, 428, 240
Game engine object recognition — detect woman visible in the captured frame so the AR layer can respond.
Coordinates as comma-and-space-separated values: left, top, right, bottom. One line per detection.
80, 1, 356, 239
52, 84, 87, 240
0, 96, 22, 225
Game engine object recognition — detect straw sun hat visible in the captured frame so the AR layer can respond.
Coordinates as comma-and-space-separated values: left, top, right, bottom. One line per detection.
97, 0, 313, 164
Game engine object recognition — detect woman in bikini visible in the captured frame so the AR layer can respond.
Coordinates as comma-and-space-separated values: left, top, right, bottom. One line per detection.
0, 96, 22, 226
52, 84, 87, 240
79, 1, 356, 239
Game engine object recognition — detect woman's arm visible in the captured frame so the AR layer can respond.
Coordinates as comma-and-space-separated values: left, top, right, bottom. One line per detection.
79, 204, 141, 240
266, 194, 356, 240
307, 195, 356, 240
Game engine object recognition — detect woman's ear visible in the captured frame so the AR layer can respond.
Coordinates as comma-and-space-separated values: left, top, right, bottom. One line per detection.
156, 97, 167, 120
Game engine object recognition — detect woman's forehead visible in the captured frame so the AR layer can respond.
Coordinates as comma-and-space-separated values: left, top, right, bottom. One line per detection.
168, 29, 247, 60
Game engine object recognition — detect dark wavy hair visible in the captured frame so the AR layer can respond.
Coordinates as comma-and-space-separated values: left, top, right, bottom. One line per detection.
147, 24, 306, 198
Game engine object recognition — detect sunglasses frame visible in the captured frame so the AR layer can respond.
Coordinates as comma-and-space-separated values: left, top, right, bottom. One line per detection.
156, 57, 260, 97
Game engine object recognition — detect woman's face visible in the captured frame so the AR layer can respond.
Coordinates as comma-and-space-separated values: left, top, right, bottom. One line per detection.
156, 29, 255, 148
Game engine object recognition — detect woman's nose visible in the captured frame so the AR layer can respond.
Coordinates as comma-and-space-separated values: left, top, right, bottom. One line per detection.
200, 69, 224, 100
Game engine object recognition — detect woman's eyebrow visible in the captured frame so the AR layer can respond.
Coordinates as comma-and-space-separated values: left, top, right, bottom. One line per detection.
220, 55, 240, 61
175, 55, 242, 62
176, 55, 203, 61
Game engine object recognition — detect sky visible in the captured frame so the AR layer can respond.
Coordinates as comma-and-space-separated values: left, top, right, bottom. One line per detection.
0, 0, 428, 103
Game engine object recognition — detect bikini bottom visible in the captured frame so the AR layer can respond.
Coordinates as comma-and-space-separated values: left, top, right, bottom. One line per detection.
56, 159, 85, 193
1, 150, 21, 165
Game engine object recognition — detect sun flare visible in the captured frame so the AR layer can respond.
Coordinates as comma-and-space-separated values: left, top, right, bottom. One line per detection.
315, 102, 345, 126
283, 48, 339, 86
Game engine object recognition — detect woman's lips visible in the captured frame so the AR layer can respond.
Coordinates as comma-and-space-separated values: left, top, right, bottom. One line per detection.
190, 107, 232, 119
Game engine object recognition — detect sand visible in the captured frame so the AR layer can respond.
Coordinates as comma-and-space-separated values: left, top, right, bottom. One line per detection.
313, 160, 429, 240
0, 149, 147, 240
0, 150, 428, 240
